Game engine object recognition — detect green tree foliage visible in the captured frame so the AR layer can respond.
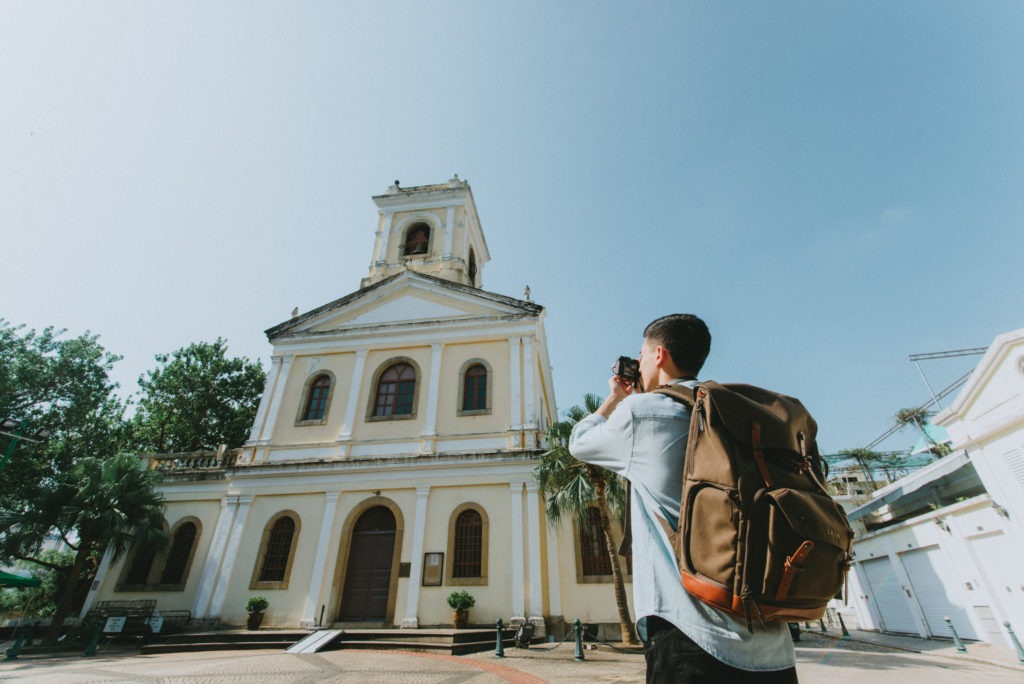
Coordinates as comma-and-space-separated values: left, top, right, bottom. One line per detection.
0, 321, 125, 507
0, 549, 74, 618
535, 393, 637, 645
131, 338, 266, 453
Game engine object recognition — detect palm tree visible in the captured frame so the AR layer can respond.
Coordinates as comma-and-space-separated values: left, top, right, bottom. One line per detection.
534, 393, 637, 646
36, 454, 167, 644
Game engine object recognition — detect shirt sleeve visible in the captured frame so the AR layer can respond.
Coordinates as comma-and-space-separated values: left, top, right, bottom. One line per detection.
568, 398, 635, 476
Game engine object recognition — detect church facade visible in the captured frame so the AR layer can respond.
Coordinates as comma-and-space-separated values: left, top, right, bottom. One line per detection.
83, 178, 631, 634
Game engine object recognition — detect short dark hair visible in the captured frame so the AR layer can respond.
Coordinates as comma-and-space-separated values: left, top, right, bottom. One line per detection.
643, 314, 711, 376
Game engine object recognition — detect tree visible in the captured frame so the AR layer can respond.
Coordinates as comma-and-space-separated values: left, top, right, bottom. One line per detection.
131, 339, 266, 453
0, 321, 124, 508
534, 393, 637, 646
0, 549, 74, 618
2, 453, 167, 644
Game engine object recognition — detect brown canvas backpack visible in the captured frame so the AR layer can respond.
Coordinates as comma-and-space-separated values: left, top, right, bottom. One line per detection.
654, 381, 854, 630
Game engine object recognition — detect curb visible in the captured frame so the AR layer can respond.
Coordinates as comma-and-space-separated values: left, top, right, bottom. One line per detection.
808, 631, 1024, 673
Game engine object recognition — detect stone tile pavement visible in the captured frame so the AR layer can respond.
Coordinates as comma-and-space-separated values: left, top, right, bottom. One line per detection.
0, 629, 1021, 683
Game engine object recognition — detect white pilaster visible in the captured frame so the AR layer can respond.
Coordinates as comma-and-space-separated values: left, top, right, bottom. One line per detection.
258, 356, 294, 442
544, 496, 563, 620
192, 498, 236, 618
402, 484, 432, 628
301, 491, 341, 628
523, 336, 536, 429
377, 211, 395, 266
509, 480, 526, 623
525, 481, 544, 621
79, 547, 114, 618
338, 349, 369, 444
423, 343, 444, 439
443, 205, 455, 258
246, 356, 281, 443
509, 337, 522, 431
207, 495, 254, 619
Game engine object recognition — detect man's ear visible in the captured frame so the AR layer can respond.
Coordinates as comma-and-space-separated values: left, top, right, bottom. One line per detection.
654, 344, 669, 367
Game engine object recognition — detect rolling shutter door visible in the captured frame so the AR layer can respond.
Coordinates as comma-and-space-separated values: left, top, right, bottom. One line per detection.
860, 556, 918, 634
900, 546, 978, 640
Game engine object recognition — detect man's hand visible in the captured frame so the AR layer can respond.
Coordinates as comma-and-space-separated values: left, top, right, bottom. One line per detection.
596, 375, 634, 419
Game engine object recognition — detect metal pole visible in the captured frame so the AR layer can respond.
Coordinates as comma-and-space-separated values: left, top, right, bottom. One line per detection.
1004, 622, 1024, 663
819, 619, 827, 632
837, 612, 849, 637
574, 618, 585, 661
944, 617, 967, 652
494, 619, 505, 658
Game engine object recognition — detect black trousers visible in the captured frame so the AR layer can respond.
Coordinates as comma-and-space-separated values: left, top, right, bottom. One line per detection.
642, 616, 799, 684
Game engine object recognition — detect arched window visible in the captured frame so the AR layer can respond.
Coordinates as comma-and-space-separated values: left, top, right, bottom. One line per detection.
468, 249, 477, 285
446, 503, 488, 585
462, 364, 487, 412
403, 223, 430, 256
302, 374, 331, 422
373, 363, 416, 417
123, 546, 157, 586
579, 507, 612, 577
251, 513, 300, 589
159, 521, 198, 586
452, 509, 483, 578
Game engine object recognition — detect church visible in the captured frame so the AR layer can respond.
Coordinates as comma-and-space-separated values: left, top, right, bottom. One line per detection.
82, 177, 630, 636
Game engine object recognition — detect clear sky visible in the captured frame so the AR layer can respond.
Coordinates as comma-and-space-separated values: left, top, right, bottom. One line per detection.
3, 2, 1022, 455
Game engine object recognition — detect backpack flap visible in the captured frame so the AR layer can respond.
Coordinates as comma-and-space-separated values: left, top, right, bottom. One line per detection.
760, 488, 853, 604
704, 383, 817, 455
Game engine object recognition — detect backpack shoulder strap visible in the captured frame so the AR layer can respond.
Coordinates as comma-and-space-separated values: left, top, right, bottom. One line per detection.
652, 382, 698, 407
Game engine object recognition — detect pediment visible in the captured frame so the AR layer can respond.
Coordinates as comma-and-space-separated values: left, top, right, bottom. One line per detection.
269, 271, 539, 339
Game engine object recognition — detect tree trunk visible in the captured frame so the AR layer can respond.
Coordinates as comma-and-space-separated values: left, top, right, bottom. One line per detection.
595, 479, 638, 646
42, 538, 93, 645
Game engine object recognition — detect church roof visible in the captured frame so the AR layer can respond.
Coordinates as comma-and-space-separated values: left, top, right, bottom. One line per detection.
265, 270, 542, 341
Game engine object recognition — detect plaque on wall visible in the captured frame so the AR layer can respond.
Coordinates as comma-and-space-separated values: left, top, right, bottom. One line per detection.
422, 552, 443, 586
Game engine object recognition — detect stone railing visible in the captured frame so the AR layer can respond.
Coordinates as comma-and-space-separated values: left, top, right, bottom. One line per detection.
147, 446, 238, 472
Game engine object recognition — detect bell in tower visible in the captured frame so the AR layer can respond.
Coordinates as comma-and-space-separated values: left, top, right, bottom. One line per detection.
361, 176, 490, 289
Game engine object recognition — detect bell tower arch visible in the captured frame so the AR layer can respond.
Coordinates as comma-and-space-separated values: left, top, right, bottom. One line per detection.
362, 176, 490, 289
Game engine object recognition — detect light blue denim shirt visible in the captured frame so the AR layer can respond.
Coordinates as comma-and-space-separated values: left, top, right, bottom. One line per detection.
569, 378, 795, 672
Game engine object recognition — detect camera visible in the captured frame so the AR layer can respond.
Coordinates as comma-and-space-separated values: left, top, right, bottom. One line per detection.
612, 356, 642, 390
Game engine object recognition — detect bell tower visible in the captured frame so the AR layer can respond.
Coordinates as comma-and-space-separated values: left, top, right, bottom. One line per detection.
361, 176, 491, 289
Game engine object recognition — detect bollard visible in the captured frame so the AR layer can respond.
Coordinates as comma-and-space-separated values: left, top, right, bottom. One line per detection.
495, 618, 505, 658
837, 612, 849, 637
574, 618, 585, 661
84, 623, 101, 657
1004, 622, 1024, 663
819, 619, 827, 632
944, 617, 967, 653
4, 632, 26, 660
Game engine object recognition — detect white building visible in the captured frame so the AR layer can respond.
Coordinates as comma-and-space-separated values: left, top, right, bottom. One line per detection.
846, 327, 1024, 648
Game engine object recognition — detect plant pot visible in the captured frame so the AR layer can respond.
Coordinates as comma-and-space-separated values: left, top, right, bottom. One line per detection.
453, 609, 469, 629
247, 611, 264, 630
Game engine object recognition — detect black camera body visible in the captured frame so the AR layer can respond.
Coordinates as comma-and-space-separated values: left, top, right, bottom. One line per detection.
612, 356, 641, 387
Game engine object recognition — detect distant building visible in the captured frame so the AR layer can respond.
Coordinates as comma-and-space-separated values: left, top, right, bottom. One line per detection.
845, 327, 1024, 648
82, 178, 630, 635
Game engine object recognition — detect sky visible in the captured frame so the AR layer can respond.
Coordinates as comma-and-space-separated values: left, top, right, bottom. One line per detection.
2, 2, 1022, 455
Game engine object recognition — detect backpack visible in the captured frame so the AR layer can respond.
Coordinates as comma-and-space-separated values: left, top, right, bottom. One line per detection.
653, 381, 854, 631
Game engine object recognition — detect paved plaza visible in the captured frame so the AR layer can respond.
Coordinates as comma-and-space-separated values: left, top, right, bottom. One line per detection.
1, 631, 1022, 683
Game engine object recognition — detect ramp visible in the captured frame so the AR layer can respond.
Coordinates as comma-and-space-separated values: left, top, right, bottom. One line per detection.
287, 629, 344, 653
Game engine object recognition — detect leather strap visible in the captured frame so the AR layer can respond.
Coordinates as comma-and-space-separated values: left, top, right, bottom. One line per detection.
751, 420, 773, 487
775, 540, 815, 601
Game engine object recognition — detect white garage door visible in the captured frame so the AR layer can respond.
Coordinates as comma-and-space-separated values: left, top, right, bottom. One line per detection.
860, 556, 919, 634
900, 546, 978, 640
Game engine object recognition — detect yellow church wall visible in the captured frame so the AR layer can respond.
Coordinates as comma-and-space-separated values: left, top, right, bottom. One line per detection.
435, 341, 510, 437
221, 492, 324, 627
351, 347, 432, 442
271, 351, 356, 445
551, 517, 635, 626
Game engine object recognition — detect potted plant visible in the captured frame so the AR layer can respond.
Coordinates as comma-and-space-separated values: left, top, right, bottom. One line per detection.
246, 595, 269, 630
446, 590, 475, 629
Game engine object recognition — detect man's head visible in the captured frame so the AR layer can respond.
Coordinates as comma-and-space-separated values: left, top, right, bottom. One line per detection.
638, 314, 711, 388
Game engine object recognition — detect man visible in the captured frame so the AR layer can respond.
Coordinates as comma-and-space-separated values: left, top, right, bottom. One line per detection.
569, 314, 797, 683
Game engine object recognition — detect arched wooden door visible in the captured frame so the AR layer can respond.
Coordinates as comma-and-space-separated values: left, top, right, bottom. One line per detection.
340, 506, 396, 621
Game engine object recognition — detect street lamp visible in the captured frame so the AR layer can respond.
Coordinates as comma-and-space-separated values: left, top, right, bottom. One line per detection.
0, 418, 52, 473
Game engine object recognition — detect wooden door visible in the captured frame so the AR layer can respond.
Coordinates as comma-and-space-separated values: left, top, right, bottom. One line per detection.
340, 506, 396, 621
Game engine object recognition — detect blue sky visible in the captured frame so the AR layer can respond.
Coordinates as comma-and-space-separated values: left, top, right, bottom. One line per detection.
3, 2, 1022, 454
